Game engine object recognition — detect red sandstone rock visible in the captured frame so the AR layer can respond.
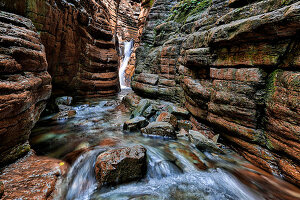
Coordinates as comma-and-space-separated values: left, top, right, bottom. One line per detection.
131, 0, 300, 187
156, 112, 178, 129
1, 0, 121, 97
0, 11, 51, 166
0, 151, 69, 200
95, 145, 147, 186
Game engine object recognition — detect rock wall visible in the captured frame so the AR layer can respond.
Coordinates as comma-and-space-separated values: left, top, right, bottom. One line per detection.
0, 11, 51, 166
117, 0, 153, 87
132, 0, 300, 186
1, 0, 120, 97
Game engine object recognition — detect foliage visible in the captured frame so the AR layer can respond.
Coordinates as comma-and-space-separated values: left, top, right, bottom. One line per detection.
168, 0, 211, 23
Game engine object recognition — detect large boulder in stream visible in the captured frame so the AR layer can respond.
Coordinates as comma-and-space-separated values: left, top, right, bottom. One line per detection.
141, 122, 176, 138
95, 145, 147, 186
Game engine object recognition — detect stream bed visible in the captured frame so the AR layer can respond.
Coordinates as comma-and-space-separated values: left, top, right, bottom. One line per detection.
30, 89, 299, 200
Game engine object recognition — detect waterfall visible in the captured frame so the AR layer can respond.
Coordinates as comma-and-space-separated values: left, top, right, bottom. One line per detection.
119, 40, 134, 89
64, 148, 106, 200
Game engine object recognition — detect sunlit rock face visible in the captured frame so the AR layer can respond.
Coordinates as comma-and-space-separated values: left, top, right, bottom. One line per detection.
1, 0, 120, 97
132, 0, 300, 186
0, 11, 51, 166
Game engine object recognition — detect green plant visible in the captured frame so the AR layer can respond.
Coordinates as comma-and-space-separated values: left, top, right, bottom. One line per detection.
168, 0, 211, 23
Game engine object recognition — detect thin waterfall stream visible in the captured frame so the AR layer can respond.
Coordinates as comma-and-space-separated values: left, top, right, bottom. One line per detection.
119, 40, 134, 89
29, 89, 300, 200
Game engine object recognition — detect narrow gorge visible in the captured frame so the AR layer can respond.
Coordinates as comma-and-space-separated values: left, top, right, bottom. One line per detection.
0, 0, 299, 199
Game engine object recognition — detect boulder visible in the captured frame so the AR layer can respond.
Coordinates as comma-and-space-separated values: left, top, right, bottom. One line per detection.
167, 105, 190, 120
123, 117, 149, 131
141, 122, 176, 138
142, 105, 158, 119
131, 99, 151, 118
188, 130, 224, 154
156, 112, 178, 128
55, 96, 73, 106
95, 145, 147, 186
177, 120, 192, 131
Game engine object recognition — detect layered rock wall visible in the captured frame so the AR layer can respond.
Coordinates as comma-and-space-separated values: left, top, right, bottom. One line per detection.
1, 0, 120, 97
0, 11, 51, 165
132, 0, 300, 186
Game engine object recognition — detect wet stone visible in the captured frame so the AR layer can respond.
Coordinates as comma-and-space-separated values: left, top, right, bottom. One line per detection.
51, 110, 77, 120
123, 117, 149, 131
142, 105, 157, 119
55, 96, 73, 106
94, 145, 147, 186
141, 122, 176, 138
177, 120, 192, 131
188, 130, 224, 154
131, 99, 151, 119
167, 105, 190, 120
156, 112, 178, 129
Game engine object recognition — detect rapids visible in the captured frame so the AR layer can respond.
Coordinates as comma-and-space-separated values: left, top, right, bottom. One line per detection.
30, 89, 298, 200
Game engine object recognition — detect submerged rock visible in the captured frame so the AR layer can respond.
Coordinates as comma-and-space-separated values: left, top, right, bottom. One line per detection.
141, 122, 176, 138
188, 130, 224, 154
123, 117, 149, 131
95, 145, 147, 186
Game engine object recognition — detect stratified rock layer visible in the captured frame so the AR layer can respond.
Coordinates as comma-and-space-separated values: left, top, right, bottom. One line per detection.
132, 0, 300, 186
0, 11, 51, 166
0, 151, 68, 200
1, 0, 120, 97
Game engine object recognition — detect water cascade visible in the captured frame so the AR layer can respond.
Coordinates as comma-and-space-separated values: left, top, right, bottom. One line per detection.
119, 40, 134, 89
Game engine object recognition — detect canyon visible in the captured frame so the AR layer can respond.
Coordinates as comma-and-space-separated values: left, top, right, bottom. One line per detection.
0, 0, 299, 199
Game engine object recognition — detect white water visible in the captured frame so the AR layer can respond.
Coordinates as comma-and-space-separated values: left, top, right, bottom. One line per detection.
119, 40, 134, 89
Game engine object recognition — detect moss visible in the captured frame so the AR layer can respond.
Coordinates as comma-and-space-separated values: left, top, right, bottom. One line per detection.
264, 69, 283, 102
168, 0, 212, 23
1, 143, 31, 166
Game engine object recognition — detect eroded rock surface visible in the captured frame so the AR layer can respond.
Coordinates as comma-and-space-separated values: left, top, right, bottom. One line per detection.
1, 0, 120, 97
0, 151, 68, 200
0, 11, 51, 166
141, 122, 176, 138
94, 145, 147, 186
132, 0, 300, 186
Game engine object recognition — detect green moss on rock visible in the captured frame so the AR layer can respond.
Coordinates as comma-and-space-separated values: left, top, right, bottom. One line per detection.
168, 0, 211, 23
265, 69, 283, 102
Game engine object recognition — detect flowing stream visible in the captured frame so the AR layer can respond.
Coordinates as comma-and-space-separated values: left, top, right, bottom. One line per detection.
30, 89, 299, 200
119, 41, 134, 89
